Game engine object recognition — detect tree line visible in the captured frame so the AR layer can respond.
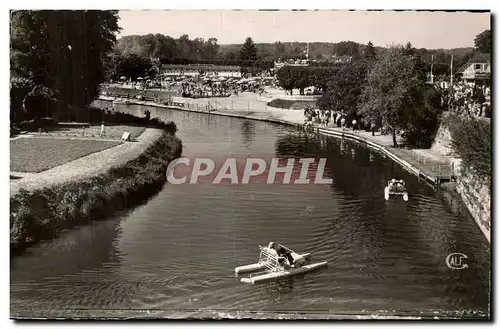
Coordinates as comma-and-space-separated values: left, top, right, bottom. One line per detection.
293, 28, 490, 149
113, 31, 491, 75
289, 42, 447, 148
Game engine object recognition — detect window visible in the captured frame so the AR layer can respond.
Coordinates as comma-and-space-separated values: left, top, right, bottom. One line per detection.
475, 64, 481, 70
485, 64, 490, 71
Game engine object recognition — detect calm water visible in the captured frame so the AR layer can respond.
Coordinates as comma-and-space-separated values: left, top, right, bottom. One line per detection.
10, 104, 491, 319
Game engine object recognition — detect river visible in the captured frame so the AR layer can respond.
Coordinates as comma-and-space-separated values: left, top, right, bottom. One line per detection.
10, 104, 491, 319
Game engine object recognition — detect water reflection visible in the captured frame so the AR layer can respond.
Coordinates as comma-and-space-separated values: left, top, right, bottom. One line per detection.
11, 217, 123, 282
240, 120, 256, 147
260, 277, 295, 307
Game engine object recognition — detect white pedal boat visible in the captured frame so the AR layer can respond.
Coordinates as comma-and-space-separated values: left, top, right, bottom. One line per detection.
384, 179, 409, 201
235, 244, 327, 284
235, 252, 311, 274
240, 261, 328, 284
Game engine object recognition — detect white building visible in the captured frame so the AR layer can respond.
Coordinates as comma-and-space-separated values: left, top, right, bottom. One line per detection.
458, 53, 491, 86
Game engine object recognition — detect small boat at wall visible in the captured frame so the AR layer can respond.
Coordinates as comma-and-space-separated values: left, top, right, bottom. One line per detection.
384, 179, 409, 201
112, 99, 131, 105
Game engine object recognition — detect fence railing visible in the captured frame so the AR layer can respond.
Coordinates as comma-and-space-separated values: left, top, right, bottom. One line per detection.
405, 151, 455, 179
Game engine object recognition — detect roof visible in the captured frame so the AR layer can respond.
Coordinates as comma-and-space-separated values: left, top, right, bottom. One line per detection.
161, 64, 241, 71
468, 52, 491, 64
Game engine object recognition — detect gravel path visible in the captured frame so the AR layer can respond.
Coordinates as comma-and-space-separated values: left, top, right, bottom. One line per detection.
10, 128, 164, 196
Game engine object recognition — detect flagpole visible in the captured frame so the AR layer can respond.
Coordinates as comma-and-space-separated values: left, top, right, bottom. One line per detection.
430, 54, 434, 83
450, 54, 454, 86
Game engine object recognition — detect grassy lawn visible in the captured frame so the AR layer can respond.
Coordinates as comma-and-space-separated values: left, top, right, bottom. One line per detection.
267, 99, 317, 110
10, 138, 121, 173
42, 125, 145, 140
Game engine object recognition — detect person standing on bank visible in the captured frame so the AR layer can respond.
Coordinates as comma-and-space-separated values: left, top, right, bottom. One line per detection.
100, 121, 106, 137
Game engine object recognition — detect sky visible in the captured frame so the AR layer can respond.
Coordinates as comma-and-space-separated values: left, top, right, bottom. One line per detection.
117, 10, 491, 49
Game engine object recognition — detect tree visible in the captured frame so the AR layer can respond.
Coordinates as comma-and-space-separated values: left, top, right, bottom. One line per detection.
205, 37, 219, 61
358, 46, 428, 147
293, 67, 311, 95
403, 85, 444, 148
10, 10, 121, 121
334, 41, 361, 57
240, 37, 258, 63
309, 66, 339, 92
317, 60, 369, 120
364, 41, 376, 61
115, 53, 154, 81
276, 66, 295, 94
474, 29, 492, 53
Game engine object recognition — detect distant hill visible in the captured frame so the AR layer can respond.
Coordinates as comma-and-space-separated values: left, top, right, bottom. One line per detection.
219, 42, 476, 63
219, 41, 386, 61
114, 34, 476, 68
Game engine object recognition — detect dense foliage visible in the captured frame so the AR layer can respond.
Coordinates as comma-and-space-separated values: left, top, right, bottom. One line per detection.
89, 107, 178, 133
111, 53, 157, 81
317, 57, 372, 121
275, 66, 340, 95
474, 29, 492, 54
10, 10, 121, 122
114, 33, 475, 75
444, 115, 491, 184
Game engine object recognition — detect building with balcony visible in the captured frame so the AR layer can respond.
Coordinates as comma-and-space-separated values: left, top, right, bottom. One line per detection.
459, 53, 491, 86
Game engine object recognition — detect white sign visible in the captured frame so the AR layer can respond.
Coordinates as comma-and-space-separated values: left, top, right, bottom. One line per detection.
121, 132, 131, 142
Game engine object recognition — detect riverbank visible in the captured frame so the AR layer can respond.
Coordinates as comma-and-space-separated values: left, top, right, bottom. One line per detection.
97, 94, 454, 185
10, 131, 182, 254
431, 116, 491, 243
96, 94, 490, 243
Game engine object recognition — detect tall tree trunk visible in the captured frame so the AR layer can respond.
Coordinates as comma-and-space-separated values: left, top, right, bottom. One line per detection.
392, 129, 398, 147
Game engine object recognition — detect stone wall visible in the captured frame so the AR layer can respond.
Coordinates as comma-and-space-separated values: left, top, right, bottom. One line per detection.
431, 114, 491, 242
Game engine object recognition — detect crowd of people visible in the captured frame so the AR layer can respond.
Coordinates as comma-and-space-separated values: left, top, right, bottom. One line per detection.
178, 75, 269, 98
303, 107, 366, 131
179, 76, 235, 98
436, 81, 491, 118
263, 242, 306, 269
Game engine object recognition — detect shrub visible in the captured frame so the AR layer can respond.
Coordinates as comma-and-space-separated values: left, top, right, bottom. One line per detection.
88, 107, 178, 135
403, 86, 445, 148
445, 114, 491, 184
10, 125, 21, 137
